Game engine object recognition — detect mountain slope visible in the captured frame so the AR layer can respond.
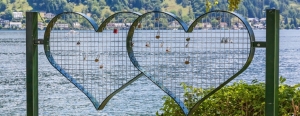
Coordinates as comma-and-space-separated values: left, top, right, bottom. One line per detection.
1, 0, 300, 21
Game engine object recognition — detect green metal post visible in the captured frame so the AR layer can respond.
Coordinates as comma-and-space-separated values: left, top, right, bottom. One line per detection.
265, 9, 279, 116
26, 12, 39, 116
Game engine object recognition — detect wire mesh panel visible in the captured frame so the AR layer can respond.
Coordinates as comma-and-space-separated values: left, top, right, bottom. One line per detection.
43, 12, 142, 110
127, 11, 255, 115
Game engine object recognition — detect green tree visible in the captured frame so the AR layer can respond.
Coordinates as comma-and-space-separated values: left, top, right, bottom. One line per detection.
188, 7, 195, 19
182, 15, 190, 23
284, 17, 288, 25
291, 24, 295, 29
90, 5, 101, 17
0, 1, 7, 11
81, 19, 92, 29
292, 16, 298, 28
182, 0, 190, 8
269, 0, 279, 9
176, 0, 183, 4
1, 10, 12, 20
211, 19, 219, 28
170, 10, 177, 16
285, 24, 290, 29
104, 11, 111, 18
63, 3, 74, 12
177, 9, 183, 18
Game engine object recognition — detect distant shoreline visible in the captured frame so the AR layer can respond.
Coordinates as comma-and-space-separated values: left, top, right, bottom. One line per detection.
1, 29, 300, 31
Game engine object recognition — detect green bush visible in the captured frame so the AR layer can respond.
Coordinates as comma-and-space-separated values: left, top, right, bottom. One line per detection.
156, 76, 300, 116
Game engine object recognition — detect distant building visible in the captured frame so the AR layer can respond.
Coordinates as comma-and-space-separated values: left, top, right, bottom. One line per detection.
260, 18, 266, 23
106, 23, 132, 29
39, 12, 46, 18
86, 13, 92, 17
45, 13, 55, 19
232, 25, 239, 30
253, 23, 265, 29
202, 23, 212, 29
12, 12, 23, 19
247, 18, 259, 23
114, 23, 125, 27
73, 22, 81, 28
10, 22, 22, 28
55, 23, 69, 29
38, 22, 44, 30
236, 22, 244, 28
169, 21, 181, 28
0, 18, 9, 27
219, 22, 228, 28
0, 18, 9, 23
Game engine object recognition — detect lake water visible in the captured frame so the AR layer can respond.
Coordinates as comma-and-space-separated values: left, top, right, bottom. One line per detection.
0, 30, 300, 115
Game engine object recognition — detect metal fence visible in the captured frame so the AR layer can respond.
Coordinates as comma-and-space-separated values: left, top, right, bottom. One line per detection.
25, 9, 279, 116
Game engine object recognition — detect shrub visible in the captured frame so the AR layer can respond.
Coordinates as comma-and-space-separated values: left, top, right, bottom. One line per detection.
156, 76, 300, 116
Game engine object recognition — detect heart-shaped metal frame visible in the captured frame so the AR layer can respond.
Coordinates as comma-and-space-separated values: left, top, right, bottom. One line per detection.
43, 12, 143, 110
43, 10, 255, 114
126, 10, 255, 115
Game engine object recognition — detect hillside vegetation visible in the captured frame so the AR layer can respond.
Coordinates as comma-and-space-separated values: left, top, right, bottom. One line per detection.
1, 0, 300, 28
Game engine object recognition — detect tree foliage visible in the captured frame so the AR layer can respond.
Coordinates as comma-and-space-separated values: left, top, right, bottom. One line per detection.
157, 77, 300, 116
1, 10, 13, 20
22, 0, 300, 19
1, 0, 300, 28
0, 1, 7, 11
28, 0, 68, 13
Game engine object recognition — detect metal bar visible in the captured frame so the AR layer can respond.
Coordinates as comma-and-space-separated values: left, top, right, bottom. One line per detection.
265, 9, 279, 116
252, 41, 266, 48
26, 12, 39, 116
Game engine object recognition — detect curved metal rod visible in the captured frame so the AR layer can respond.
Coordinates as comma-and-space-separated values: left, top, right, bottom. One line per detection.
98, 72, 144, 110
44, 11, 142, 110
97, 12, 142, 32
44, 12, 98, 44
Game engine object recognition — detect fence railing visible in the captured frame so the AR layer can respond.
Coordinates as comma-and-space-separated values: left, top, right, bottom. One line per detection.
26, 9, 279, 116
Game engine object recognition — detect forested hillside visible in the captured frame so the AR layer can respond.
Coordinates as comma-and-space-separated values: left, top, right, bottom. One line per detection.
1, 0, 300, 28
